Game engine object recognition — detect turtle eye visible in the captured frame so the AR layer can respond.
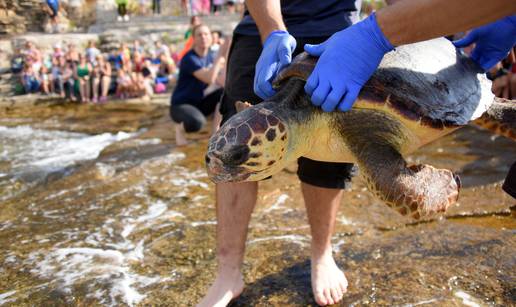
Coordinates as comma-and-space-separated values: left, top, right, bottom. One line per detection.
220, 145, 250, 166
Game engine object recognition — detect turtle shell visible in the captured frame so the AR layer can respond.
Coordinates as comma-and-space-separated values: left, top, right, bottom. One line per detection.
272, 38, 494, 128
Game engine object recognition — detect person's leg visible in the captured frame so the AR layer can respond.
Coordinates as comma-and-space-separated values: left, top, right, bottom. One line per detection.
79, 79, 86, 102
302, 183, 348, 306
85, 78, 91, 102
58, 77, 65, 97
198, 34, 263, 307
102, 76, 110, 99
197, 181, 257, 307
92, 77, 100, 102
297, 157, 355, 306
198, 88, 223, 134
170, 103, 206, 146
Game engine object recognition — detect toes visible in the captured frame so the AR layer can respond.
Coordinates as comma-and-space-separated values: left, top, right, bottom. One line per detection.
314, 290, 328, 306
324, 288, 335, 305
330, 286, 342, 304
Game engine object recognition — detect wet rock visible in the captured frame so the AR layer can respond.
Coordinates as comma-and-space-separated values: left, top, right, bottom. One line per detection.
0, 100, 514, 306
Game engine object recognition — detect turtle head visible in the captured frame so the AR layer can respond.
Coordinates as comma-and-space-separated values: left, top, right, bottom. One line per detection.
206, 103, 292, 183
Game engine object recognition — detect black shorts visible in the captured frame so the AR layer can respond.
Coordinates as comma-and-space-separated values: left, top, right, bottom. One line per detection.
503, 161, 516, 199
219, 34, 356, 189
170, 88, 223, 133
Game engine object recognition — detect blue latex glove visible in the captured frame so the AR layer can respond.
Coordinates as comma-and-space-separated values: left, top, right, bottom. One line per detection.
453, 15, 516, 71
254, 30, 297, 99
304, 13, 394, 112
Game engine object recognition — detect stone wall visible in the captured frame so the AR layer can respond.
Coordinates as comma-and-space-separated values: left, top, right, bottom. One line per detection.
0, 0, 43, 35
0, 0, 97, 35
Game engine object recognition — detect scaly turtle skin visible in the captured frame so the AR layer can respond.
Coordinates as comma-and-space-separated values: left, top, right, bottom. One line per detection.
206, 38, 516, 220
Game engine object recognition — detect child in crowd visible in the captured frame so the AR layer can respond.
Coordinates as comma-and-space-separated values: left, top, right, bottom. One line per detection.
92, 55, 112, 103
61, 59, 77, 101
52, 43, 65, 62
116, 69, 132, 99
21, 64, 41, 94
51, 56, 64, 97
39, 65, 51, 95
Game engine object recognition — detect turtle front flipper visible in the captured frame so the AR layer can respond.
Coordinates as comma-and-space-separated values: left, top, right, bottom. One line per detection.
336, 110, 460, 220
357, 143, 460, 219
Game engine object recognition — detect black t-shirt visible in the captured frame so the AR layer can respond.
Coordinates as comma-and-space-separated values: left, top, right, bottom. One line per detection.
235, 0, 361, 37
171, 49, 216, 105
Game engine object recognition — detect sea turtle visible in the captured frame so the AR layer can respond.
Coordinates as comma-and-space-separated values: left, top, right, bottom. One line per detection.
205, 38, 515, 220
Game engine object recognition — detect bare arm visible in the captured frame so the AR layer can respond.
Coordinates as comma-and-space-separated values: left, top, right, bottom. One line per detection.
377, 0, 516, 46
193, 56, 226, 85
245, 0, 286, 42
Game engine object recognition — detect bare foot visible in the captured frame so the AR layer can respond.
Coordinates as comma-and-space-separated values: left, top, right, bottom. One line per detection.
311, 254, 348, 306
197, 270, 244, 307
174, 122, 189, 146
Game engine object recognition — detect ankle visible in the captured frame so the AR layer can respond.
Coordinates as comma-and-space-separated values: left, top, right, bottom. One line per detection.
311, 246, 334, 262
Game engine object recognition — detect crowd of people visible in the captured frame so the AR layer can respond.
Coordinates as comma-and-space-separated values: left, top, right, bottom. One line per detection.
114, 0, 246, 21
10, 20, 228, 105
11, 39, 180, 102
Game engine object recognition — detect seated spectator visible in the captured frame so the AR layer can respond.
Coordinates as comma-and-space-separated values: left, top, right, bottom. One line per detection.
85, 40, 101, 65
50, 56, 64, 97
154, 40, 171, 59
22, 41, 42, 73
52, 43, 65, 62
75, 54, 92, 103
210, 30, 224, 54
116, 69, 132, 99
133, 51, 146, 73
118, 43, 132, 71
66, 43, 80, 64
156, 53, 177, 86
10, 48, 24, 74
92, 55, 112, 103
132, 39, 145, 54
170, 24, 226, 146
61, 59, 77, 101
39, 65, 51, 95
21, 64, 41, 94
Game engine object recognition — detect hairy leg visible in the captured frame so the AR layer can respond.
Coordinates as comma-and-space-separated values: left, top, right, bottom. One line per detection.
197, 181, 258, 307
302, 183, 348, 306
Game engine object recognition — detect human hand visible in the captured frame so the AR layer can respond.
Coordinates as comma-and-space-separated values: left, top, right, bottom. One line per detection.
453, 15, 516, 71
304, 13, 394, 112
254, 30, 296, 99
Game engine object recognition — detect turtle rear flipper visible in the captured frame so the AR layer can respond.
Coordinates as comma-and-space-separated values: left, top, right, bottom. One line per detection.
473, 98, 516, 140
355, 143, 459, 220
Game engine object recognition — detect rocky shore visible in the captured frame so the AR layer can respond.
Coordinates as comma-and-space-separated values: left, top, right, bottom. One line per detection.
0, 5, 514, 306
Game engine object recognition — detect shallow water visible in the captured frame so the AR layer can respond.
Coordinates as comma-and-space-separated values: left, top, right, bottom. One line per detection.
0, 104, 514, 306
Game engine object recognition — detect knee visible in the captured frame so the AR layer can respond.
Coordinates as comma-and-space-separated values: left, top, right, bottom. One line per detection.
183, 116, 206, 133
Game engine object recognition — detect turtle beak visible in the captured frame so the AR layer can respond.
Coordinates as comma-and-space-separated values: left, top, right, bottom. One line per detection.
205, 153, 251, 183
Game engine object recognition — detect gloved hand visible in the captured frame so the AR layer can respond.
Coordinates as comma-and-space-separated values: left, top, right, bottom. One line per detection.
254, 30, 297, 99
453, 15, 516, 71
304, 13, 394, 112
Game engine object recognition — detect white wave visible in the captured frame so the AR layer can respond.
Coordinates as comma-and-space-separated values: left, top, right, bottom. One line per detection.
29, 246, 161, 307
0, 125, 137, 177
0, 290, 17, 305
